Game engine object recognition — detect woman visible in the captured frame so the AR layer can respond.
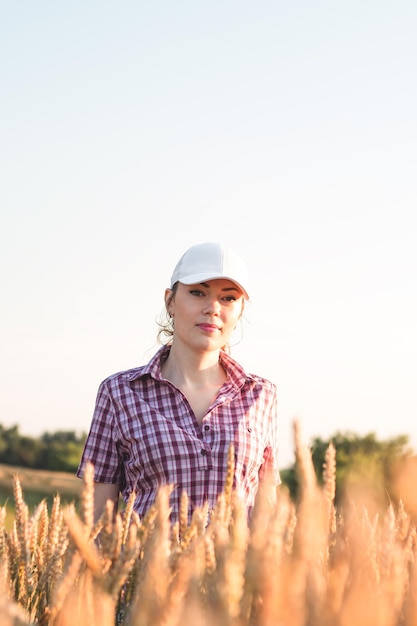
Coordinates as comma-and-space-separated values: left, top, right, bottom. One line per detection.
77, 242, 280, 523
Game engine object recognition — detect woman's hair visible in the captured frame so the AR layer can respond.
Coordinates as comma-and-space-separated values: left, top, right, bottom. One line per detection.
156, 282, 177, 345
156, 282, 245, 353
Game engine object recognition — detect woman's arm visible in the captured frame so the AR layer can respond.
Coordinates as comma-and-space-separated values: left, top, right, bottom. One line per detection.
93, 482, 120, 523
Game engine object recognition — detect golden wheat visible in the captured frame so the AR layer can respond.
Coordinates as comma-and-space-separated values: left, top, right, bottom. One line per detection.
0, 422, 417, 625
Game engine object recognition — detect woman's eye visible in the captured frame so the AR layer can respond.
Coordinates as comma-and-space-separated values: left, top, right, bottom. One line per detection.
188, 290, 238, 302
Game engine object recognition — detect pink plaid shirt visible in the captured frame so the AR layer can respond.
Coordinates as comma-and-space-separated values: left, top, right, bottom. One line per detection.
77, 345, 280, 521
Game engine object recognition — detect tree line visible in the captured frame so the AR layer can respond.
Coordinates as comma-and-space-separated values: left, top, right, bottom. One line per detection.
281, 429, 413, 505
0, 423, 413, 504
0, 424, 87, 473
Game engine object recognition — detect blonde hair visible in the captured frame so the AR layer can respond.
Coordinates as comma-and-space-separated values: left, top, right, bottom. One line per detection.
156, 283, 177, 345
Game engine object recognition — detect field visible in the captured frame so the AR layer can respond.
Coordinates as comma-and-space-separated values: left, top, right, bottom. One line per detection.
1, 421, 417, 626
0, 463, 82, 529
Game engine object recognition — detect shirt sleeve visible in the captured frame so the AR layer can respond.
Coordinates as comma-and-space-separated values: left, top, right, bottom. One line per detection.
76, 379, 122, 484
259, 383, 281, 485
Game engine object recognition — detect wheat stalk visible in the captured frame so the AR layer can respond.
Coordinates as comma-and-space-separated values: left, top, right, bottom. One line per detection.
3, 419, 417, 626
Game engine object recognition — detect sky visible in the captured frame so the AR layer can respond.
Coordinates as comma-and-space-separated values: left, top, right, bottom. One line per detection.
1, 1, 416, 468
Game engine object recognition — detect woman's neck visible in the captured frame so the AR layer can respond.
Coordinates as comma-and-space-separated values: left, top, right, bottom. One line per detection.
162, 343, 224, 387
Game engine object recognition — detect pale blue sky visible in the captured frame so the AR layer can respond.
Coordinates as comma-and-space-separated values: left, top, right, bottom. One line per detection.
1, 1, 416, 467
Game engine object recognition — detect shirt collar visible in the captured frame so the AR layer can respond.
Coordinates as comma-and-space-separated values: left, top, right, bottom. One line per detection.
128, 345, 170, 382
127, 344, 250, 389
218, 349, 250, 389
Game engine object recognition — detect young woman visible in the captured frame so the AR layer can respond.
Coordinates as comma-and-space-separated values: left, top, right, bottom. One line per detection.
77, 242, 280, 523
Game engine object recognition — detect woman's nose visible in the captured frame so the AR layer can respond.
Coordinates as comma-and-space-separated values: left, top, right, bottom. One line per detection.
203, 298, 220, 314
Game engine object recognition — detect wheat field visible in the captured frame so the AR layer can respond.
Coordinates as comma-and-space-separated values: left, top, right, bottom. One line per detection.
1, 420, 417, 626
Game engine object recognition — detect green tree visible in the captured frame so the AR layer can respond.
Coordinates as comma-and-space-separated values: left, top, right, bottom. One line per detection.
0, 425, 26, 465
0, 424, 86, 473
40, 430, 86, 472
281, 431, 412, 507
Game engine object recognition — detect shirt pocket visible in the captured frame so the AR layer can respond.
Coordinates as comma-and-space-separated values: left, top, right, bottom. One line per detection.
233, 415, 266, 479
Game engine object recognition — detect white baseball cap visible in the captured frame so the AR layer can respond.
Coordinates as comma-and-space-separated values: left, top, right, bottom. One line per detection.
170, 242, 250, 300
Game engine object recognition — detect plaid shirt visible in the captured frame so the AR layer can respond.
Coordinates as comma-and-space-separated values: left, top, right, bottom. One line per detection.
77, 345, 280, 521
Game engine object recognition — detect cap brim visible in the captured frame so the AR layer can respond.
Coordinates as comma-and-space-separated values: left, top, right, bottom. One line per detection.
176, 272, 249, 300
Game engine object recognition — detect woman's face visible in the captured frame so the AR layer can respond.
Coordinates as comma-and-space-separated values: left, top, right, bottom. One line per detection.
166, 279, 244, 353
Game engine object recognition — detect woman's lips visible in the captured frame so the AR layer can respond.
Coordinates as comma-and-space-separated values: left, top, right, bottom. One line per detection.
197, 323, 219, 332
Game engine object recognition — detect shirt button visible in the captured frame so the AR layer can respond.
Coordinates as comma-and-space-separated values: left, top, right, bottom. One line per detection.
204, 425, 210, 431
200, 449, 207, 456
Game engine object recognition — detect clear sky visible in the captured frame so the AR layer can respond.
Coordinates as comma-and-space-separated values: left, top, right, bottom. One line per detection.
1, 1, 416, 468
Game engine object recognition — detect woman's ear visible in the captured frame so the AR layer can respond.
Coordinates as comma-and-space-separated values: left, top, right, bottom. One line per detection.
164, 288, 174, 314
